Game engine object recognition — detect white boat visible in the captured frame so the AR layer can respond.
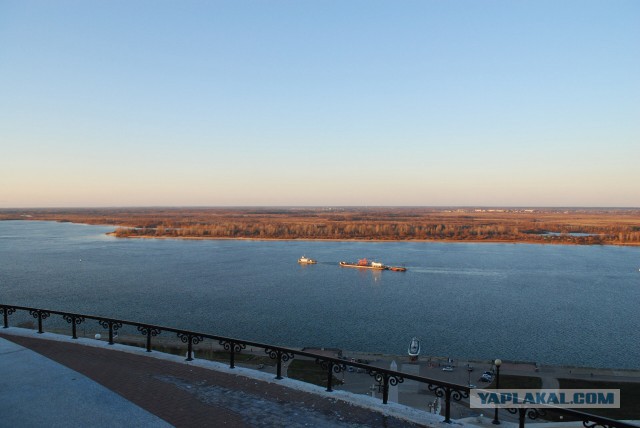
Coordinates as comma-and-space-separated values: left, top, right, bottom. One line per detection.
408, 337, 421, 360
298, 256, 317, 264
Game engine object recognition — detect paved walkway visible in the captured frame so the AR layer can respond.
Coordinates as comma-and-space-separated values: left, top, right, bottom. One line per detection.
0, 329, 442, 427
0, 335, 171, 428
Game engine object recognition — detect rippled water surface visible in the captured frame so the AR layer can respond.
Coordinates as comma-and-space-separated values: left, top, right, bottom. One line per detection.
1, 221, 639, 368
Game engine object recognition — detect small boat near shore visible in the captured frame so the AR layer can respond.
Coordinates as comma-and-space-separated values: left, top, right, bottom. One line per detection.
339, 258, 407, 272
298, 256, 317, 264
408, 337, 421, 360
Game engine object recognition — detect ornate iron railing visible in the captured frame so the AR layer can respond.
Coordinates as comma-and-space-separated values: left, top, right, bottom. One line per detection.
0, 304, 636, 428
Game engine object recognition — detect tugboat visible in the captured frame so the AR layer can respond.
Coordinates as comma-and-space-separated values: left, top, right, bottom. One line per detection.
298, 256, 317, 264
408, 337, 421, 361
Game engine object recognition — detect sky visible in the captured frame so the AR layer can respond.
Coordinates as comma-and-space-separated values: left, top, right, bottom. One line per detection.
1, 1, 638, 208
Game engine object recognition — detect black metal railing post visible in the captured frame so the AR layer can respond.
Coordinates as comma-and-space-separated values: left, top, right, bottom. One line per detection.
326, 362, 334, 392
382, 374, 390, 404
276, 350, 283, 379
427, 384, 468, 424
71, 317, 78, 338
229, 341, 236, 368
63, 315, 85, 339
443, 387, 452, 423
138, 326, 161, 352
508, 407, 545, 428
219, 340, 246, 369
1, 306, 15, 328
265, 348, 293, 380
99, 320, 123, 345
369, 369, 404, 405
315, 358, 345, 392
110, 322, 122, 345
29, 310, 50, 334
518, 408, 526, 428
178, 333, 203, 361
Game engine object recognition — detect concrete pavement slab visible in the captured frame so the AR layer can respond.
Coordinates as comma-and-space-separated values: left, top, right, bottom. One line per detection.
0, 336, 172, 428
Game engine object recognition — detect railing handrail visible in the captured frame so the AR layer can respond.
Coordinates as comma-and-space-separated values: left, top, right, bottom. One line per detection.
1, 303, 637, 428
4, 304, 464, 388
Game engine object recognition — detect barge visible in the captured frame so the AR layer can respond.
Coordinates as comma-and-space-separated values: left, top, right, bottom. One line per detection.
339, 258, 385, 270
339, 258, 407, 272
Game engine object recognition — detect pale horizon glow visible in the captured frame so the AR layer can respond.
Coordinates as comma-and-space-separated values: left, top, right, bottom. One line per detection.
1, 1, 639, 208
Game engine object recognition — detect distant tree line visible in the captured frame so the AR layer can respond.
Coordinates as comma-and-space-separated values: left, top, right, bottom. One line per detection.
112, 219, 640, 244
3, 207, 639, 245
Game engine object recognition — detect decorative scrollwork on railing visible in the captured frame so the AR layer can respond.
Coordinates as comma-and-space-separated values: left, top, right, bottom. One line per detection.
507, 408, 546, 418
137, 326, 161, 337
315, 358, 347, 374
29, 309, 51, 333
451, 388, 470, 401
175, 333, 203, 361
62, 314, 86, 339
63, 315, 85, 325
29, 310, 51, 320
264, 348, 295, 379
0, 306, 16, 316
367, 369, 405, 404
367, 369, 405, 387
388, 375, 405, 387
264, 348, 294, 362
137, 326, 162, 352
367, 369, 383, 384
177, 333, 203, 345
427, 383, 446, 398
528, 409, 545, 420
425, 384, 467, 401
219, 340, 246, 353
98, 320, 123, 344
99, 320, 123, 331
1, 306, 16, 328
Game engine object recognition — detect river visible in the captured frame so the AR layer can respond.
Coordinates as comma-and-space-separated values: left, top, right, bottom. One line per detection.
1, 220, 639, 369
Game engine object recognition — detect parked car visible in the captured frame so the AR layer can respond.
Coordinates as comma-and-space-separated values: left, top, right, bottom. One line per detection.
442, 366, 454, 372
480, 373, 493, 382
483, 371, 493, 377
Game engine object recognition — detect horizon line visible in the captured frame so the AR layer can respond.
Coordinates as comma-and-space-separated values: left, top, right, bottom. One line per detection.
1, 205, 639, 210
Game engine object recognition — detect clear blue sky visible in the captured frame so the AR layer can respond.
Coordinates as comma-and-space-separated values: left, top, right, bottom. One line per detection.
1, 1, 638, 207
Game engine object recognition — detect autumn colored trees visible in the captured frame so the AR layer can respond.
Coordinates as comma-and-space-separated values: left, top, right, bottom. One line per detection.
2, 207, 639, 245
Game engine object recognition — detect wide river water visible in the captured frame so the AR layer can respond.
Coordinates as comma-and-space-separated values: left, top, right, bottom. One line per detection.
1, 220, 639, 369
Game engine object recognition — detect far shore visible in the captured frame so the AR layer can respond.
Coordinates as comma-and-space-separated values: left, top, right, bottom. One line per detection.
105, 231, 640, 247
3, 206, 640, 247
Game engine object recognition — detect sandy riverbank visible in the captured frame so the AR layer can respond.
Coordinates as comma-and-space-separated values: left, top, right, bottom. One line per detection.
105, 232, 640, 247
